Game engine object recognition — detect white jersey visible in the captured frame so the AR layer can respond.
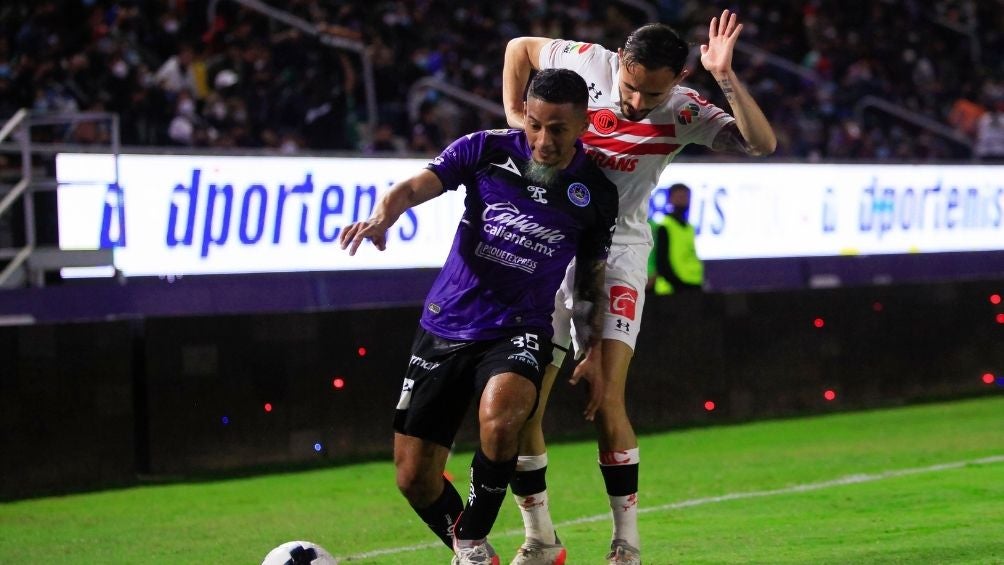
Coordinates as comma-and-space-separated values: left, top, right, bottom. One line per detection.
539, 39, 735, 247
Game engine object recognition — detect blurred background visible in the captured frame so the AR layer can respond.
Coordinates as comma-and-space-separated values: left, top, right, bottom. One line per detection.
0, 0, 1002, 500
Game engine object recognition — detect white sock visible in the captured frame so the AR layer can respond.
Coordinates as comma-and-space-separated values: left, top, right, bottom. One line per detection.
514, 490, 556, 544
608, 492, 640, 549
600, 447, 640, 549
513, 454, 557, 544
454, 537, 487, 550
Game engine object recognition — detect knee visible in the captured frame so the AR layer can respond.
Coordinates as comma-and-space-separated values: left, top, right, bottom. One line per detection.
396, 464, 440, 507
479, 414, 523, 459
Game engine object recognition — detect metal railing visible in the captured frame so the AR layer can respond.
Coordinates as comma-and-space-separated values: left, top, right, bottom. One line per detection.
407, 77, 507, 125
853, 95, 974, 152
0, 110, 120, 288
207, 0, 377, 140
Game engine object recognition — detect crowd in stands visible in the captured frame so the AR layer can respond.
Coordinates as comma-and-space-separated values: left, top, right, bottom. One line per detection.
2, 0, 1003, 161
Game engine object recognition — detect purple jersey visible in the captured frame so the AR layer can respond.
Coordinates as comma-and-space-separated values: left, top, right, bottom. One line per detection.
420, 129, 618, 341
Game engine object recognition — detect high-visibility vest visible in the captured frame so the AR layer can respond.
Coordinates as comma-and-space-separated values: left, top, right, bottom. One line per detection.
655, 216, 703, 295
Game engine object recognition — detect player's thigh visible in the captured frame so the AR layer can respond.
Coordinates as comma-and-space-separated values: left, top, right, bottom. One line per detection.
393, 328, 478, 449
600, 243, 649, 351
475, 329, 554, 424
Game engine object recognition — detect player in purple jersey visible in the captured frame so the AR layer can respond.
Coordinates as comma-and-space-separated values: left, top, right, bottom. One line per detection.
340, 69, 618, 565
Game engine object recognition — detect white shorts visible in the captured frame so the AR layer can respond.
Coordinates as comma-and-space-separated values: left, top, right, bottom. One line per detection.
551, 242, 649, 366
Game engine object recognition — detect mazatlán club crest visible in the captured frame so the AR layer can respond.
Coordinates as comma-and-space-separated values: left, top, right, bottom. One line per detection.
567, 182, 590, 207
677, 102, 700, 125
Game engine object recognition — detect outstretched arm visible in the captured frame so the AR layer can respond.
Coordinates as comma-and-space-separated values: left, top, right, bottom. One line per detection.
339, 169, 443, 255
701, 9, 777, 156
503, 37, 550, 128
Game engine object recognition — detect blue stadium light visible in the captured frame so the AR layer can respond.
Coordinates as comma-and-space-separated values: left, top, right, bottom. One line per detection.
313, 443, 322, 452
221, 416, 230, 425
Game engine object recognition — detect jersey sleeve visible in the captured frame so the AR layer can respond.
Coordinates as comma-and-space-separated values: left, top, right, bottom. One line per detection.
676, 88, 736, 148
425, 131, 487, 190
577, 182, 617, 265
538, 39, 605, 74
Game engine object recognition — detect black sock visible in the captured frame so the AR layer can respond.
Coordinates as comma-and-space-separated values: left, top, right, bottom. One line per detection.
455, 448, 517, 541
510, 466, 547, 496
600, 463, 639, 496
412, 476, 464, 549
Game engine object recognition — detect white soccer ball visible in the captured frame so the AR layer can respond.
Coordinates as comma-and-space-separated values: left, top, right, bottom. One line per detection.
261, 540, 339, 565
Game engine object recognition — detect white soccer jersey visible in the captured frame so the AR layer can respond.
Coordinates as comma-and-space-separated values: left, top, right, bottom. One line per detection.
539, 39, 735, 246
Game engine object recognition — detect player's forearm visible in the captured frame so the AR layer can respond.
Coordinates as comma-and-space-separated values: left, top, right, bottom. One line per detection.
372, 173, 440, 228
503, 38, 538, 128
574, 257, 607, 347
713, 69, 776, 155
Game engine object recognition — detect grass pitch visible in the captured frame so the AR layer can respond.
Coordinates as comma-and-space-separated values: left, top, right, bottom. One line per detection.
2, 395, 1002, 564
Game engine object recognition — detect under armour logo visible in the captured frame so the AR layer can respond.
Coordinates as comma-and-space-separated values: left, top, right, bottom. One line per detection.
616, 319, 631, 333
491, 156, 522, 176
527, 185, 548, 204
588, 82, 602, 101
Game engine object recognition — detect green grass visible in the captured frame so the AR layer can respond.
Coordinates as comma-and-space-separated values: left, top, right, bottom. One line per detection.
2, 396, 1002, 564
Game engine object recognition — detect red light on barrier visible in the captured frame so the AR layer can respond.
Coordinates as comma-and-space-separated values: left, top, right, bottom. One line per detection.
991, 294, 1002, 305
983, 373, 995, 385
872, 302, 883, 312
264, 402, 273, 413
813, 318, 825, 328
704, 400, 716, 411
332, 377, 345, 389
358, 347, 368, 357
997, 314, 1004, 324
824, 389, 836, 401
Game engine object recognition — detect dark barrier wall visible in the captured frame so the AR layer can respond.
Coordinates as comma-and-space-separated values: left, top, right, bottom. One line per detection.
0, 321, 136, 497
2, 280, 1002, 499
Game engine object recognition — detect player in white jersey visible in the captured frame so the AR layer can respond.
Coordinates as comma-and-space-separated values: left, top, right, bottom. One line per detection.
502, 10, 776, 564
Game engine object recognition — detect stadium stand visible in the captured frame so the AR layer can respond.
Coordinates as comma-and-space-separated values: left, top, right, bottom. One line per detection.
2, 0, 1001, 158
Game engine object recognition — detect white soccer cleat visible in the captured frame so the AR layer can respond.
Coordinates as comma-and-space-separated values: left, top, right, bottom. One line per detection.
605, 538, 641, 564
509, 533, 567, 565
452, 538, 501, 565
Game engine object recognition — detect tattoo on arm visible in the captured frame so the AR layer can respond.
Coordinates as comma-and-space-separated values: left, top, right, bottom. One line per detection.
576, 257, 607, 337
711, 122, 756, 155
718, 78, 736, 104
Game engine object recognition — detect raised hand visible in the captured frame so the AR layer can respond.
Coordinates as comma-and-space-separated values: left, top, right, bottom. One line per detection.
700, 9, 743, 76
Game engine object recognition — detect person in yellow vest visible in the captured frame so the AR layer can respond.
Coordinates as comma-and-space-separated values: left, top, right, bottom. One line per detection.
651, 183, 704, 295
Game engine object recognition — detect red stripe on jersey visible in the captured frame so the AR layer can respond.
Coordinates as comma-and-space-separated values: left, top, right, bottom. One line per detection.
583, 132, 680, 156
587, 110, 676, 137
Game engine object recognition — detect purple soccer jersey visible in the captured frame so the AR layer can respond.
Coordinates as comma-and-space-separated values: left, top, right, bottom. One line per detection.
421, 129, 617, 340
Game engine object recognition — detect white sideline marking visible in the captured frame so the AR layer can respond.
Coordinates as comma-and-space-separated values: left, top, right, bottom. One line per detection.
339, 454, 1004, 561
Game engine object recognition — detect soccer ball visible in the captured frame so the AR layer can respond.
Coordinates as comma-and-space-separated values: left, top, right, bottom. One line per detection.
261, 540, 339, 565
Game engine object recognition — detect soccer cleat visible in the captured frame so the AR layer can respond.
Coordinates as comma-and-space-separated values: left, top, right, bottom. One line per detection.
452, 538, 501, 565
509, 532, 567, 565
606, 538, 641, 564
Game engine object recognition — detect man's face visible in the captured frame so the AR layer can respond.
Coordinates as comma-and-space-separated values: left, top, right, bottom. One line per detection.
616, 50, 684, 121
524, 96, 588, 169
670, 188, 691, 211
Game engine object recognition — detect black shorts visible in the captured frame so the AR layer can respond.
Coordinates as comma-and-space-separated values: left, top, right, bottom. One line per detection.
394, 327, 554, 448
